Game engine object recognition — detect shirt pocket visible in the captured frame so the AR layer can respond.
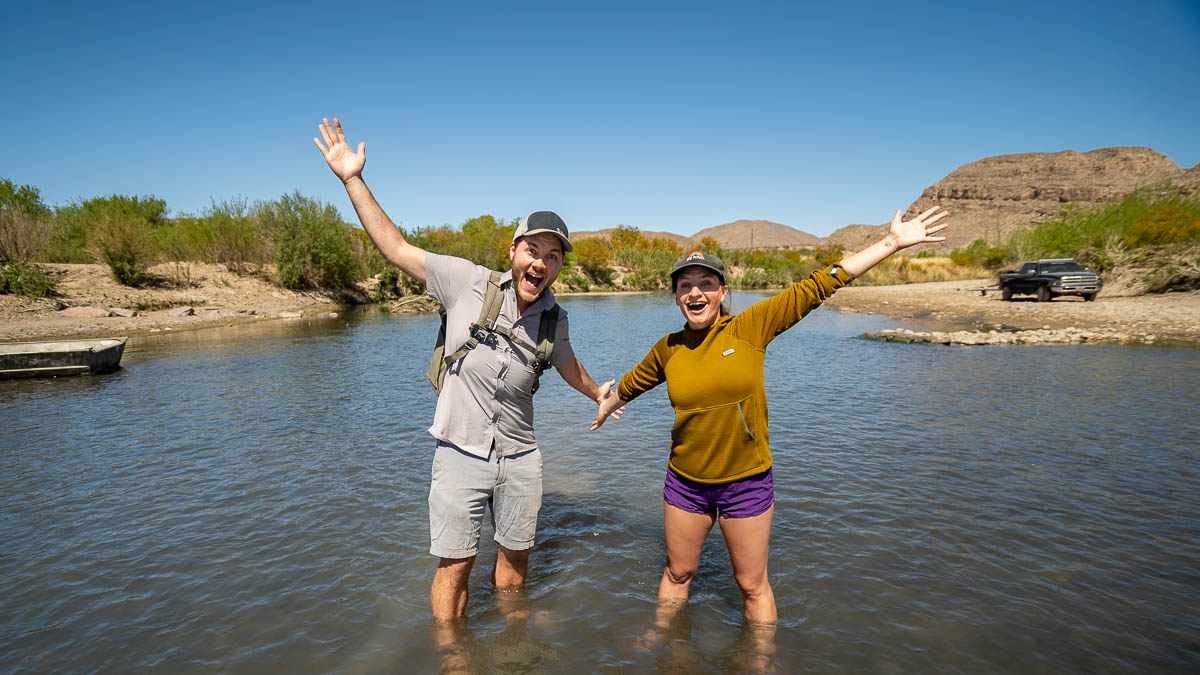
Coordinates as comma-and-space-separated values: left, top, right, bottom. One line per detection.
501, 346, 539, 398
669, 394, 767, 481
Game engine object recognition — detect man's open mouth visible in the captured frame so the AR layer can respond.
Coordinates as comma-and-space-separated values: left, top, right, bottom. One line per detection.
522, 272, 543, 293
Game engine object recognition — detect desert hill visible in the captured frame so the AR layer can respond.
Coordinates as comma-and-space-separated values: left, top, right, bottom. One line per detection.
691, 219, 821, 250
572, 228, 697, 249
571, 147, 1198, 255
826, 146, 1200, 254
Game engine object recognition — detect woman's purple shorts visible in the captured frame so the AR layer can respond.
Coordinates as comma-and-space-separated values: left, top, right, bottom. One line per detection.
663, 468, 774, 518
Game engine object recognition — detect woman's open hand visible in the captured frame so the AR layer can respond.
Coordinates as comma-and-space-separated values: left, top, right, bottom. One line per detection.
888, 206, 950, 249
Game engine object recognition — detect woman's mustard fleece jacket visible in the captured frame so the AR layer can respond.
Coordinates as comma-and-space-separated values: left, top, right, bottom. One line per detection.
618, 265, 853, 483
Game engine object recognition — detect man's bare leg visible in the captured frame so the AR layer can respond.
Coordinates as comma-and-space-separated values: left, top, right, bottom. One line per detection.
432, 556, 475, 621
494, 543, 530, 589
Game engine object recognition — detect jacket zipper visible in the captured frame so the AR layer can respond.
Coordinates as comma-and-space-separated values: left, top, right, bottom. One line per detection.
737, 401, 756, 441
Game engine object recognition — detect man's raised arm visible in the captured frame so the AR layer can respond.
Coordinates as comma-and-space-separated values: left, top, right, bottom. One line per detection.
314, 117, 427, 283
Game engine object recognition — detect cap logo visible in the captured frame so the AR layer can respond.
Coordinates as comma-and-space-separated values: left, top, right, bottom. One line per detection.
686, 251, 706, 261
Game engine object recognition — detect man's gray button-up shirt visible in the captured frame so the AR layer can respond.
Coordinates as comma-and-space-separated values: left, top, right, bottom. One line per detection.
424, 253, 574, 458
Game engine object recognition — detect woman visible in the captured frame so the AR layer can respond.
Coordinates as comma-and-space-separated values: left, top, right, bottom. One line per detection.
592, 207, 950, 624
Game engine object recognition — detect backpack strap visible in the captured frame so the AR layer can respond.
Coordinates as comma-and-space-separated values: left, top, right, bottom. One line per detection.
432, 268, 561, 395
529, 304, 560, 394
442, 270, 503, 369
487, 303, 560, 394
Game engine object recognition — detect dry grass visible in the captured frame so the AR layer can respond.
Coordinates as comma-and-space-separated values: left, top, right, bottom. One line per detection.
838, 255, 987, 286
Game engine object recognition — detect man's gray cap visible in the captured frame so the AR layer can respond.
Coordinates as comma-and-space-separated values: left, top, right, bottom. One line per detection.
513, 211, 573, 253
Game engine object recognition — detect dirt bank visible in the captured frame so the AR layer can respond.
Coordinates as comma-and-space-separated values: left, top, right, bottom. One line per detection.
0, 263, 366, 342
825, 279, 1200, 345
3, 267, 1198, 346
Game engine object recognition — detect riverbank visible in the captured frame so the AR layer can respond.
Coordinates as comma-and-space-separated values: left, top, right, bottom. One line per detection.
824, 279, 1200, 345
0, 263, 364, 342
2, 266, 1198, 345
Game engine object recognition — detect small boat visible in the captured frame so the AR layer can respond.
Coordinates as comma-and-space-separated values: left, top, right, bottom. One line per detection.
0, 337, 128, 380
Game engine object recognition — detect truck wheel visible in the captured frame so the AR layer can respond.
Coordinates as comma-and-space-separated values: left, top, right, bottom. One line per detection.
1083, 293, 1097, 302
1037, 286, 1052, 302
1002, 286, 1013, 301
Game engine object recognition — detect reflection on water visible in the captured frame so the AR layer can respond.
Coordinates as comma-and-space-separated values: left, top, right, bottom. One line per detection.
2, 295, 1198, 672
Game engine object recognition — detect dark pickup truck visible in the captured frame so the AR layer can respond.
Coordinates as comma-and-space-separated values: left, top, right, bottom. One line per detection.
998, 258, 1103, 302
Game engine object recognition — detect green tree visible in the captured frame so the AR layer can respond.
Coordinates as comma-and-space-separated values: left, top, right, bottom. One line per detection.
408, 214, 517, 271
0, 178, 52, 218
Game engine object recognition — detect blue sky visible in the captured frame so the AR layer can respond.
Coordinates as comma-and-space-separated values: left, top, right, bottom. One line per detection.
3, 0, 1198, 237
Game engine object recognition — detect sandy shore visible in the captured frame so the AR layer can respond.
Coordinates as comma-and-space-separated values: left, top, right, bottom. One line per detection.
824, 279, 1200, 345
3, 266, 1198, 346
0, 263, 358, 343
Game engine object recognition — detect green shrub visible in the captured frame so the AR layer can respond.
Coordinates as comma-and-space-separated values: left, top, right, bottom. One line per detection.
409, 215, 517, 272
159, 217, 210, 262
950, 238, 1009, 268
47, 194, 168, 264
1, 179, 52, 264
352, 227, 393, 279
613, 245, 676, 290
0, 205, 50, 264
555, 270, 592, 292
257, 192, 362, 289
736, 268, 769, 289
202, 198, 265, 273
813, 244, 845, 267
372, 267, 402, 302
622, 268, 670, 290
571, 237, 614, 286
0, 262, 55, 297
93, 215, 159, 286
1123, 203, 1200, 248
1007, 185, 1200, 270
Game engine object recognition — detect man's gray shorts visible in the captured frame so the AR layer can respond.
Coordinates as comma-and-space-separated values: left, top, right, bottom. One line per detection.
428, 441, 543, 559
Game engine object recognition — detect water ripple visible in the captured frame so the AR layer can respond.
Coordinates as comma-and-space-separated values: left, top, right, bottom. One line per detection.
1, 301, 1197, 671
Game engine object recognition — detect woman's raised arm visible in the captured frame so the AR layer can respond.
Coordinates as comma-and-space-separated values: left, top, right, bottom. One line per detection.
839, 207, 950, 278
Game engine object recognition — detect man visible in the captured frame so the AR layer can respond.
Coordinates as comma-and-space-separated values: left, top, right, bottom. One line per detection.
314, 117, 620, 621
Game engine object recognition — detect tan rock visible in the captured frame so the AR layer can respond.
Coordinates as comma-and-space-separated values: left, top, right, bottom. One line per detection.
826, 147, 1200, 254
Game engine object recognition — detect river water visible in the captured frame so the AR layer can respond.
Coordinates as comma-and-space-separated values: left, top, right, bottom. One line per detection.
2, 292, 1198, 673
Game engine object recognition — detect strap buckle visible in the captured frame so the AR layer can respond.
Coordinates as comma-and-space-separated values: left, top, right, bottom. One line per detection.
468, 322, 497, 346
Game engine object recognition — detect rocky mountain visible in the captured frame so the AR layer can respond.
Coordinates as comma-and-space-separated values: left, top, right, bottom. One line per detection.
572, 147, 1197, 256
825, 146, 1200, 254
691, 219, 821, 250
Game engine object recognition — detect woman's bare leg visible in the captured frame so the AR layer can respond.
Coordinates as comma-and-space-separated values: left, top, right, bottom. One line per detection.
719, 505, 776, 623
659, 501, 716, 602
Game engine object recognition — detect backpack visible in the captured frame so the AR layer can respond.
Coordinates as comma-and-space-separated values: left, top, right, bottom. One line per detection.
427, 270, 560, 395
